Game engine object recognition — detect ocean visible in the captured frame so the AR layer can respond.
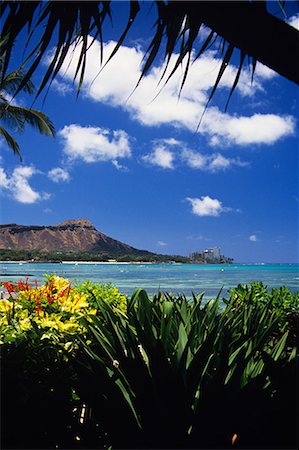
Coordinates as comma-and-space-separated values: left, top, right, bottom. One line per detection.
0, 262, 298, 299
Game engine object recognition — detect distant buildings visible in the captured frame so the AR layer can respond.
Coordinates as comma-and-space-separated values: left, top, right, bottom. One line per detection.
189, 247, 233, 264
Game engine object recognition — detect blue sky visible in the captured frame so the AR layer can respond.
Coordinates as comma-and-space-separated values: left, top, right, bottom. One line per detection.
0, 2, 298, 263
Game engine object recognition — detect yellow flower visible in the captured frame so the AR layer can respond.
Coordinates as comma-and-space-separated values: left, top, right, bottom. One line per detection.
18, 318, 31, 330
0, 299, 13, 313
64, 293, 89, 313
38, 316, 60, 330
19, 309, 29, 319
57, 321, 81, 334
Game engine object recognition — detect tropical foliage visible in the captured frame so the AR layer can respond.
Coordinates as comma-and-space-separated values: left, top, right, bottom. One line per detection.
0, 276, 127, 449
0, 248, 190, 263
0, 275, 126, 345
0, 54, 55, 159
1, 277, 298, 449
76, 286, 298, 449
0, 1, 297, 106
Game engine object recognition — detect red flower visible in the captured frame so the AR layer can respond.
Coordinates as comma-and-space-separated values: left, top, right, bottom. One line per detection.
17, 277, 31, 291
47, 279, 56, 292
58, 284, 71, 298
36, 305, 43, 316
35, 293, 42, 304
2, 281, 15, 296
47, 294, 55, 304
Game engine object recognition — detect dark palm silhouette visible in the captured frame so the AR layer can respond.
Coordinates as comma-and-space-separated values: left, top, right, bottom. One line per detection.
0, 1, 297, 105
0, 55, 55, 159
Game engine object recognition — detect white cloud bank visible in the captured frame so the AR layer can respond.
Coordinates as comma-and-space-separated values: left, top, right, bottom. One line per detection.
0, 166, 49, 204
186, 196, 232, 217
58, 125, 132, 164
54, 39, 295, 147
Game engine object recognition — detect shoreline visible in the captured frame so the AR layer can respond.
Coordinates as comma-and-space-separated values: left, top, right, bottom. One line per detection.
0, 260, 164, 265
1, 260, 297, 265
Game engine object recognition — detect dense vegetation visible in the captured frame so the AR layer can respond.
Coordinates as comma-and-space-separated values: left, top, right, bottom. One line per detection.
0, 248, 237, 264
0, 248, 190, 263
1, 276, 298, 449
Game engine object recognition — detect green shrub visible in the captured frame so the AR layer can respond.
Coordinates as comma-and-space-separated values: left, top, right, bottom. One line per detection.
228, 281, 299, 312
76, 285, 298, 449
1, 279, 298, 449
0, 275, 127, 449
75, 280, 127, 314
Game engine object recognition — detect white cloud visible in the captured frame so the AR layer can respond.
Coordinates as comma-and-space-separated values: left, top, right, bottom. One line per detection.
48, 167, 70, 183
181, 148, 206, 169
249, 234, 258, 242
0, 166, 49, 204
208, 154, 232, 171
186, 196, 232, 217
0, 168, 10, 188
254, 63, 276, 80
58, 125, 131, 164
202, 109, 295, 146
51, 79, 73, 96
142, 144, 175, 169
157, 241, 167, 247
159, 138, 181, 146
112, 160, 128, 171
288, 14, 299, 30
142, 138, 249, 172
11, 167, 42, 203
181, 148, 249, 172
54, 38, 295, 147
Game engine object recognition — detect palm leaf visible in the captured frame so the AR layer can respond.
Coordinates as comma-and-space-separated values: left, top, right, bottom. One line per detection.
197, 42, 234, 130
0, 125, 21, 159
1, 0, 298, 118
3, 105, 55, 137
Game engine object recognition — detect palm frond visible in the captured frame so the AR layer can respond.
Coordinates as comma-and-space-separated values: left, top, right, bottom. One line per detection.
0, 67, 36, 96
0, 51, 55, 158
0, 124, 22, 160
13, 106, 55, 136
0, 1, 298, 111
0, 104, 55, 136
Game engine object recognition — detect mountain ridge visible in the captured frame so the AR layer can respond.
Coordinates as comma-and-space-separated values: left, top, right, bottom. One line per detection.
0, 219, 148, 255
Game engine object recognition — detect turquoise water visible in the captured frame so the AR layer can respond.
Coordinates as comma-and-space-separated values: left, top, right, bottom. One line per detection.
0, 262, 298, 298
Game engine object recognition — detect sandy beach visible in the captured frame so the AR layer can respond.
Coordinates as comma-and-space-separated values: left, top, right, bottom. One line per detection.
1, 260, 157, 265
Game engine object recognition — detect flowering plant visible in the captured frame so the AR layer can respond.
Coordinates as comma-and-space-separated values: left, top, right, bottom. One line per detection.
0, 275, 126, 350
0, 275, 128, 448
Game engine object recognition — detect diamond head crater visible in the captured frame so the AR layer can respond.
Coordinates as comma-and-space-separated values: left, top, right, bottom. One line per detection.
0, 219, 232, 264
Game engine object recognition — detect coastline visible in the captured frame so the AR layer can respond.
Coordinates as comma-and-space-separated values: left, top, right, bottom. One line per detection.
1, 260, 160, 265
61, 261, 157, 265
